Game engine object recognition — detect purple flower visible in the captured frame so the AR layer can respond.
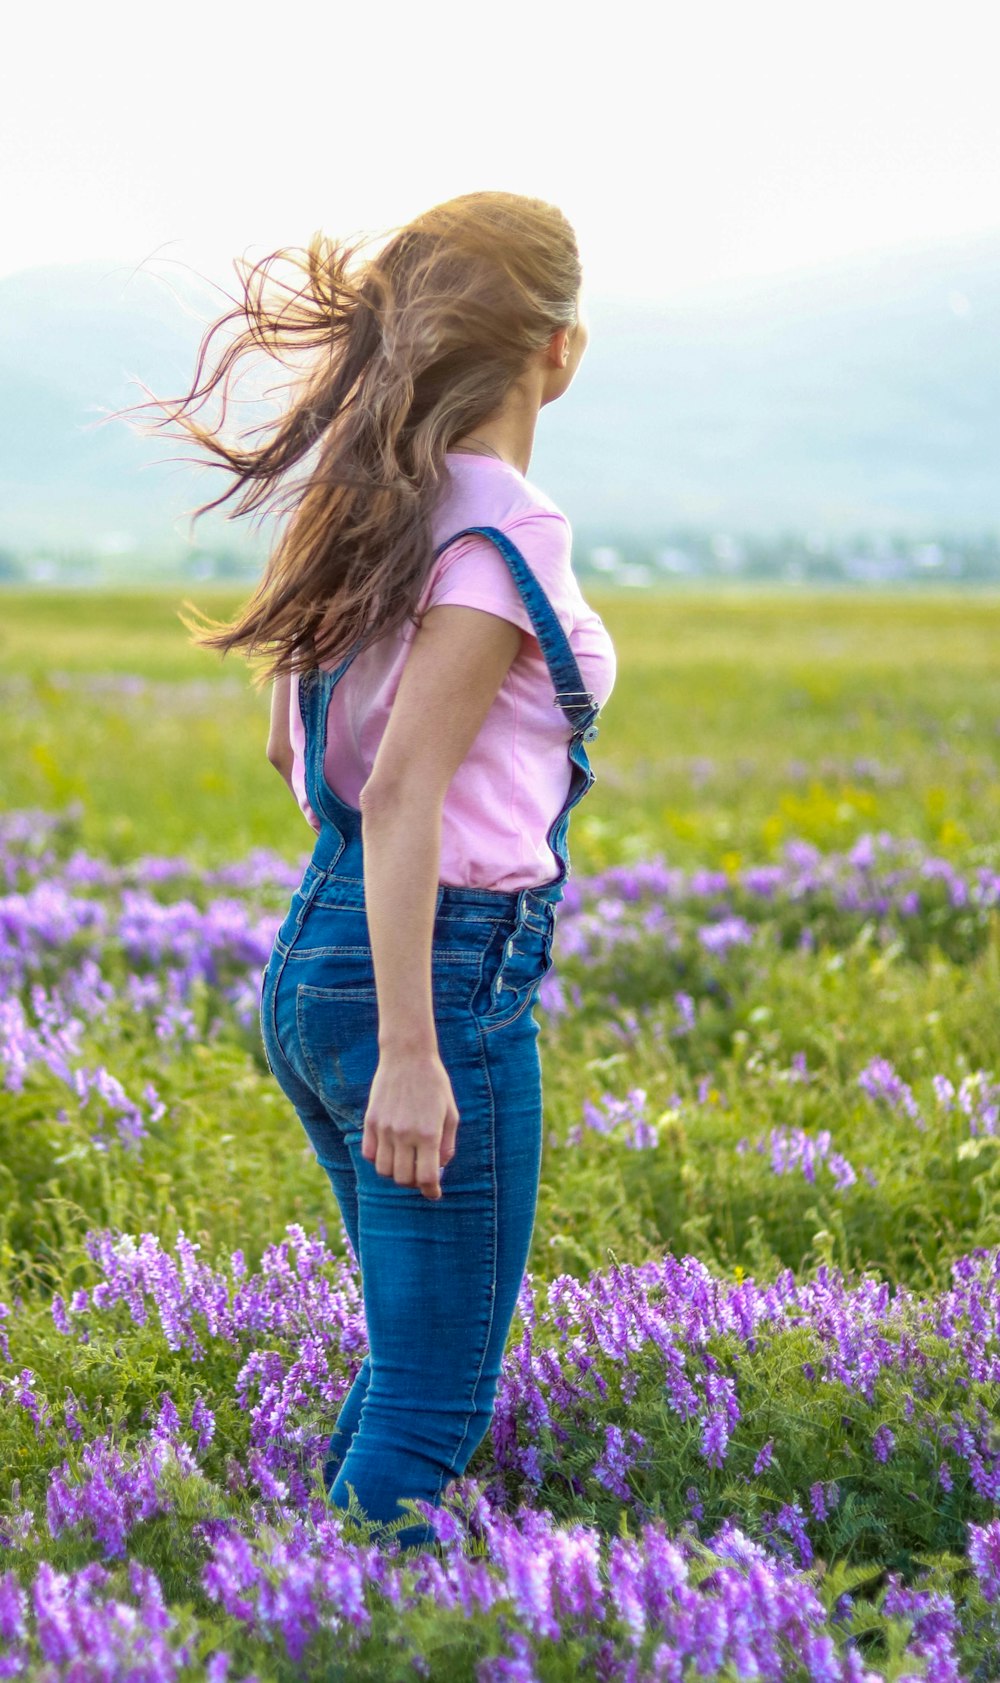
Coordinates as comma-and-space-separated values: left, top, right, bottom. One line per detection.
857, 1056, 924, 1129
592, 1424, 646, 1499
969, 1518, 1000, 1604
753, 1440, 774, 1476
673, 991, 696, 1033
698, 915, 754, 956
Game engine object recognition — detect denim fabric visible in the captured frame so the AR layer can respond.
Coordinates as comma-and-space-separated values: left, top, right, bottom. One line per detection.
259, 524, 602, 1548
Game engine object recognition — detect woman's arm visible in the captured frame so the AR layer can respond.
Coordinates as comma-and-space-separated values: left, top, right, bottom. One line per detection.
356, 604, 522, 1199
267, 671, 321, 833
266, 672, 295, 783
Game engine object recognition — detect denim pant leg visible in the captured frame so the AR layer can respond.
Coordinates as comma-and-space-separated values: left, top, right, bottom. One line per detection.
327, 1010, 542, 1549
263, 940, 544, 1550
260, 971, 372, 1490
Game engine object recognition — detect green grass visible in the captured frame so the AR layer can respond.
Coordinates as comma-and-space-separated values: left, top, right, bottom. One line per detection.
3, 586, 1000, 1676
2, 585, 999, 869
2, 583, 999, 1294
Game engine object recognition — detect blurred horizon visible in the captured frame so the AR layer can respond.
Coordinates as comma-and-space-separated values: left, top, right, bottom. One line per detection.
1, 222, 997, 585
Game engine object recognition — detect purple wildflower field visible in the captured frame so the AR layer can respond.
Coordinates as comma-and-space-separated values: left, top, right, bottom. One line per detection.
2, 797, 1000, 1680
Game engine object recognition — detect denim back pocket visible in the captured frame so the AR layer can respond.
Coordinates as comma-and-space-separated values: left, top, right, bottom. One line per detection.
295, 983, 380, 1131
286, 898, 380, 1127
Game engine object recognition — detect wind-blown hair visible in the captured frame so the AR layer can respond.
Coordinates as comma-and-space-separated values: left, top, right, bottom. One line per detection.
121, 192, 581, 685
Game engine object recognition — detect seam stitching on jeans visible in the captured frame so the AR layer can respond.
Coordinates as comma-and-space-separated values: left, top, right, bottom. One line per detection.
269, 937, 297, 1070
259, 967, 275, 1075
431, 1006, 499, 1503
482, 988, 536, 1035
482, 930, 542, 1034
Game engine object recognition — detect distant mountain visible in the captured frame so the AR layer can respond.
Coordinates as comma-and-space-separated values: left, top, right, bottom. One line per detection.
565, 228, 1000, 540
0, 229, 997, 555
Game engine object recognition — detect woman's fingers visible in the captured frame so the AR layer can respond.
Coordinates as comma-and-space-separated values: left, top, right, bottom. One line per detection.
362, 1111, 396, 1178
414, 1140, 442, 1200
374, 1128, 396, 1180
360, 1065, 461, 1200
362, 1113, 444, 1200
439, 1103, 459, 1169
375, 1136, 441, 1200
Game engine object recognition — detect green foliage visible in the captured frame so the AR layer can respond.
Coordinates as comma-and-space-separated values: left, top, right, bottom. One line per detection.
2, 586, 1000, 869
2, 589, 1000, 1677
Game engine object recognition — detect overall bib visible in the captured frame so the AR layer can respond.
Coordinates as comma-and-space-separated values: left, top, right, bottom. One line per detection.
259, 525, 602, 1547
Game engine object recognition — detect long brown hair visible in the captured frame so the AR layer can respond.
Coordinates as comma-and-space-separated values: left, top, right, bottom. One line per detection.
119, 192, 581, 686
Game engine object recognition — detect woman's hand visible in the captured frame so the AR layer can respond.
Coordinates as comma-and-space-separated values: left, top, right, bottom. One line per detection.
361, 1047, 460, 1200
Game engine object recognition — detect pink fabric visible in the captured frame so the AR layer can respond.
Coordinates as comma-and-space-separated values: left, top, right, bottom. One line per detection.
288, 451, 617, 889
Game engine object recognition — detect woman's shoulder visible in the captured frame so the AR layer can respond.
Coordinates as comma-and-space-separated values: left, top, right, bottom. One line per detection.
436, 456, 572, 574
425, 465, 581, 639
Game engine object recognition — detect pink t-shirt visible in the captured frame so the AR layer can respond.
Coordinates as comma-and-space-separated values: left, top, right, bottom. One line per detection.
288, 451, 617, 889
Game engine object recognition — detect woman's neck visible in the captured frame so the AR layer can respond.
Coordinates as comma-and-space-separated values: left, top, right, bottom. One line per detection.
450, 406, 538, 478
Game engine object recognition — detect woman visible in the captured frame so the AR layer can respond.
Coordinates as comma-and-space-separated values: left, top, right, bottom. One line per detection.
140, 191, 616, 1548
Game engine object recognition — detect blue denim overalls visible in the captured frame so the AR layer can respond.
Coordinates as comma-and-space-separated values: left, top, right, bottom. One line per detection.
260, 525, 602, 1548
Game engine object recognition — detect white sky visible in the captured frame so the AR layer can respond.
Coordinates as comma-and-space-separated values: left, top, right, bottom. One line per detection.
3, 0, 998, 304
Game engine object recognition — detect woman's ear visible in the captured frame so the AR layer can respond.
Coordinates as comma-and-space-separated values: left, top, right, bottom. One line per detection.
548, 324, 571, 367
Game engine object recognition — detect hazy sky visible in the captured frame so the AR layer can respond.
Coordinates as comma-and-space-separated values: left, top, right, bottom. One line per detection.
4, 0, 998, 304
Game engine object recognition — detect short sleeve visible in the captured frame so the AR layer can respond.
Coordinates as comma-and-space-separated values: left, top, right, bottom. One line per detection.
425, 512, 576, 641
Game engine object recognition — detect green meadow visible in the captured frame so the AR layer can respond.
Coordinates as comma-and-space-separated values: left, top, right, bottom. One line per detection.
2, 585, 1000, 1679
3, 583, 999, 1285
3, 586, 999, 870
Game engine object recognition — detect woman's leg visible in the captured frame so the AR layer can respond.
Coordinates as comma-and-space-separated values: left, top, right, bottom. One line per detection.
260, 974, 371, 1489
323, 1355, 370, 1491
328, 1008, 543, 1548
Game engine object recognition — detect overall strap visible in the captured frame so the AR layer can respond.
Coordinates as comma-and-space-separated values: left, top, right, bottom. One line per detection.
432, 524, 601, 742
296, 645, 367, 829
